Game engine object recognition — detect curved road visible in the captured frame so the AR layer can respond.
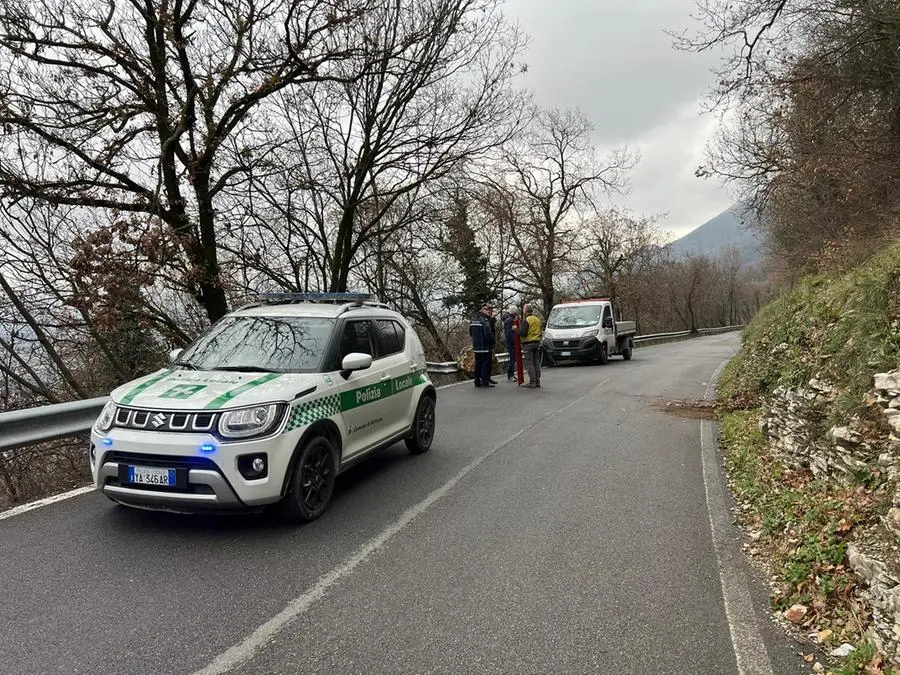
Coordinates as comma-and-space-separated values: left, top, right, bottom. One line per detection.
1, 334, 807, 674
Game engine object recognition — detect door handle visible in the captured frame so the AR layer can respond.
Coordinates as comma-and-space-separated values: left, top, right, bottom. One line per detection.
380, 374, 390, 381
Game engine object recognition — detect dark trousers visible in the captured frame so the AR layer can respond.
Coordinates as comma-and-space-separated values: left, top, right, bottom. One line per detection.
474, 351, 492, 385
506, 342, 516, 378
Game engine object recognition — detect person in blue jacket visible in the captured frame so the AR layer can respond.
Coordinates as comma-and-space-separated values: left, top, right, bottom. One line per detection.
469, 304, 495, 388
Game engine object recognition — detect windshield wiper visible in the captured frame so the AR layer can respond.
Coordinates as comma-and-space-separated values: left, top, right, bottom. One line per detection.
174, 360, 199, 370
212, 365, 282, 373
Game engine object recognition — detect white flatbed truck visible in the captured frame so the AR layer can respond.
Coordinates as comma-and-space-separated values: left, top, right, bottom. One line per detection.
541, 298, 636, 365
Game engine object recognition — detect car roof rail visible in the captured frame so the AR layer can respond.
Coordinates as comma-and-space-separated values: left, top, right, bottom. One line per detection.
252, 292, 393, 313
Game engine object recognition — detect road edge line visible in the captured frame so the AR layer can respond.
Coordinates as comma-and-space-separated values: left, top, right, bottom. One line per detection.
702, 360, 774, 675
0, 485, 96, 521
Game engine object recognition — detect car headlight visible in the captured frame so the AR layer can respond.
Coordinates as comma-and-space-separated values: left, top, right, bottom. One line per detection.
582, 329, 600, 337
95, 400, 117, 433
218, 404, 283, 439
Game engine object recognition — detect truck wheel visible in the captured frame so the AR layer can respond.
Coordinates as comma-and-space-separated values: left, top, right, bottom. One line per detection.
622, 339, 633, 361
278, 436, 337, 523
405, 394, 435, 455
598, 343, 609, 365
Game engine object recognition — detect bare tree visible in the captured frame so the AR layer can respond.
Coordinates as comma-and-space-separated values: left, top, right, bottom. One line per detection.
572, 209, 665, 306
226, 0, 528, 294
0, 202, 209, 402
0, 0, 379, 322
487, 107, 635, 313
677, 1, 900, 270
664, 255, 719, 333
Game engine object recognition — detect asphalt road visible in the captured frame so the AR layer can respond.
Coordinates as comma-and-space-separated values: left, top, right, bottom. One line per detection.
0, 334, 808, 674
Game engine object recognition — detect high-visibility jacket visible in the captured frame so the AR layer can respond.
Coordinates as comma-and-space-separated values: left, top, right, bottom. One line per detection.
520, 314, 542, 343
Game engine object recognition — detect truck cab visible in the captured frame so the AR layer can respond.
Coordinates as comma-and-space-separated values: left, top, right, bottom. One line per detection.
541, 298, 637, 366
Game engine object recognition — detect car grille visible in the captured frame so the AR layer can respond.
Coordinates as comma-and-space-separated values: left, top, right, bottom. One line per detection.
114, 407, 217, 433
552, 339, 582, 348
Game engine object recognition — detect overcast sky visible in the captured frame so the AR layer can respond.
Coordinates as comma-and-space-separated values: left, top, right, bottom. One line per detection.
504, 0, 734, 240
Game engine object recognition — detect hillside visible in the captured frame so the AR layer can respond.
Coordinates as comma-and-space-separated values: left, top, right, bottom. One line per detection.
670, 203, 764, 264
717, 244, 900, 672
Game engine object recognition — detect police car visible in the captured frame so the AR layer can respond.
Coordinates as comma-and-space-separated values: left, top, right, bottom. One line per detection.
89, 293, 437, 522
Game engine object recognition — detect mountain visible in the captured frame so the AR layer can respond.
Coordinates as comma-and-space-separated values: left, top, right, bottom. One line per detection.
669, 203, 764, 264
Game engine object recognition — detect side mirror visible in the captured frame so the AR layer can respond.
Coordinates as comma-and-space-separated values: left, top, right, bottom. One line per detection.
602, 317, 613, 329
169, 348, 184, 363
340, 352, 373, 379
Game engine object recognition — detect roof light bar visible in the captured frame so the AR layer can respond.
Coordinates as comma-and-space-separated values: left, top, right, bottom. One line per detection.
258, 292, 378, 304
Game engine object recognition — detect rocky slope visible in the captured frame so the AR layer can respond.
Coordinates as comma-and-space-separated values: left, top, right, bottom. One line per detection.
717, 245, 900, 673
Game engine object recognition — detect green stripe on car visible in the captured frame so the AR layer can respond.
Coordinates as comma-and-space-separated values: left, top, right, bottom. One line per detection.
119, 369, 173, 405
284, 370, 429, 432
205, 373, 282, 410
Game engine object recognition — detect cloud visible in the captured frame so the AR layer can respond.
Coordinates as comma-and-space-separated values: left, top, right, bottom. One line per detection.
617, 102, 736, 241
505, 0, 736, 238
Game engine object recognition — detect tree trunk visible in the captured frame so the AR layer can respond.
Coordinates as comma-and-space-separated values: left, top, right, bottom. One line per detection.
687, 294, 698, 333
193, 168, 229, 322
542, 287, 555, 317
0, 273, 90, 398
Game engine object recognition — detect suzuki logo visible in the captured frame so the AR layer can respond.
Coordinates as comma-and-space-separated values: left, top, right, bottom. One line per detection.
150, 413, 167, 428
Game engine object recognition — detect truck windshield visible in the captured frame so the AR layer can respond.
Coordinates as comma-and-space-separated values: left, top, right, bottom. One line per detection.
176, 316, 335, 373
547, 306, 603, 329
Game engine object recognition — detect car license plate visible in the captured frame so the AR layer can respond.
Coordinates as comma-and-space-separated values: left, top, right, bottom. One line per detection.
128, 466, 175, 486
561, 351, 571, 357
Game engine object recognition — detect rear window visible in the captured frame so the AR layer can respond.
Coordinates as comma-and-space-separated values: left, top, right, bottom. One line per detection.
375, 320, 405, 356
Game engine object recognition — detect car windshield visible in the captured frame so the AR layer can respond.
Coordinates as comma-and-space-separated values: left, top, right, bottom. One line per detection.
547, 305, 602, 329
176, 316, 335, 373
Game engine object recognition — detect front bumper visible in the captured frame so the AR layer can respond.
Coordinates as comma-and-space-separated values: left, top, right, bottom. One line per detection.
541, 336, 603, 363
89, 427, 297, 512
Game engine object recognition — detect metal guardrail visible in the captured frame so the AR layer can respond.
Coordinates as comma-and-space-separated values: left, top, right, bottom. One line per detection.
1, 397, 107, 452
1, 326, 743, 453
635, 331, 690, 342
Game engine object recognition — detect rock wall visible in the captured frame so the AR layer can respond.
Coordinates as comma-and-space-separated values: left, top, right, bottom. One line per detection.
760, 370, 900, 664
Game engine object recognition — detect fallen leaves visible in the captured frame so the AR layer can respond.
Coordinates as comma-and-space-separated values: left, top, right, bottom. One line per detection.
785, 604, 809, 624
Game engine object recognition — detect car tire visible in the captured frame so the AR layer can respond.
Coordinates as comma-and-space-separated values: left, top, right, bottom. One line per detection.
405, 395, 436, 455
598, 342, 609, 365
278, 436, 337, 523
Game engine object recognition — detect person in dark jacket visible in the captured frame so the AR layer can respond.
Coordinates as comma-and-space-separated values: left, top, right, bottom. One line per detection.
502, 307, 519, 382
469, 304, 495, 388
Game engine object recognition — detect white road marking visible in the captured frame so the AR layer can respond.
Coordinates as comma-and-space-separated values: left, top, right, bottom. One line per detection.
701, 360, 775, 675
192, 377, 615, 675
0, 485, 95, 521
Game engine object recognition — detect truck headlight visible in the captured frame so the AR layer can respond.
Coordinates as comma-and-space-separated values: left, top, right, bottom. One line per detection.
582, 329, 600, 337
95, 400, 117, 433
218, 404, 283, 439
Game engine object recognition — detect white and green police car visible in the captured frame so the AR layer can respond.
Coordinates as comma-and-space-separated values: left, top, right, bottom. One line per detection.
89, 293, 437, 522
